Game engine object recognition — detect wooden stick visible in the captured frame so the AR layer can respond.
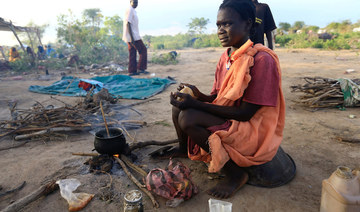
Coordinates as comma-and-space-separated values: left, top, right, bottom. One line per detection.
14, 127, 82, 141
0, 141, 28, 152
0, 46, 8, 61
11, 122, 116, 134
0, 181, 26, 198
336, 136, 360, 143
119, 120, 147, 126
59, 77, 76, 96
50, 96, 71, 107
1, 181, 59, 212
114, 157, 159, 208
120, 125, 137, 143
130, 139, 178, 151
72, 153, 99, 157
99, 101, 110, 137
115, 98, 161, 110
120, 155, 148, 177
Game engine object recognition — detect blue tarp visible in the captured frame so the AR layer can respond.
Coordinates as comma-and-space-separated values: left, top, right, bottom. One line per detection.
29, 75, 175, 99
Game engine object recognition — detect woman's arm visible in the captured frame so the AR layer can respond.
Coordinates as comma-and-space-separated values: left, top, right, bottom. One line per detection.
171, 92, 261, 122
177, 83, 217, 103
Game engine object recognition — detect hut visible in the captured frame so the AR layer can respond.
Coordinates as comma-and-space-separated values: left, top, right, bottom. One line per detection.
0, 17, 41, 60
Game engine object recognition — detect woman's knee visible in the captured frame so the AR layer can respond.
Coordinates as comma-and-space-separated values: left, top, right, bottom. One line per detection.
178, 109, 198, 130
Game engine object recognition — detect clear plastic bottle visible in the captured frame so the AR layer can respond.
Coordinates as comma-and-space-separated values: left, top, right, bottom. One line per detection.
320, 166, 360, 212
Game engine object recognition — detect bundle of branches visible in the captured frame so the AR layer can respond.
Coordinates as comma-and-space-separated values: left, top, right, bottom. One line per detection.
0, 98, 146, 141
291, 77, 360, 108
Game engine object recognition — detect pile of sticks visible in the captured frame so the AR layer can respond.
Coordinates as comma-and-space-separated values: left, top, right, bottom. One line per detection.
0, 98, 146, 141
291, 77, 359, 108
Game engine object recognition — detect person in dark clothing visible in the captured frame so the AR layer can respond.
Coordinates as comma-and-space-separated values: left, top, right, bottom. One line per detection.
250, 0, 277, 49
37, 46, 46, 60
26, 47, 36, 66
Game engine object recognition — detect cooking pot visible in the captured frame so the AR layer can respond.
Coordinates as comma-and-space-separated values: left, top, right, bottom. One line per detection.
94, 128, 126, 155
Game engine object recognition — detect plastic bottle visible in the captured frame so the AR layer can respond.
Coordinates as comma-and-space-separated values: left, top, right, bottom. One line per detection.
320, 166, 360, 212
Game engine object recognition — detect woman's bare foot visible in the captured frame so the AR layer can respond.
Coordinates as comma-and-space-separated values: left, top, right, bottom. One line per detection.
207, 160, 248, 199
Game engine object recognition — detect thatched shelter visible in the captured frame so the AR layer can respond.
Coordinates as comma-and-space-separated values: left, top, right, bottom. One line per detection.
0, 17, 41, 60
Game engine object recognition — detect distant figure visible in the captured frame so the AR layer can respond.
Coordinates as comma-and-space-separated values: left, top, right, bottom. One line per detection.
67, 54, 80, 67
9, 47, 20, 62
251, 0, 277, 49
37, 46, 46, 60
318, 32, 336, 40
26, 47, 36, 66
46, 44, 57, 58
123, 0, 148, 76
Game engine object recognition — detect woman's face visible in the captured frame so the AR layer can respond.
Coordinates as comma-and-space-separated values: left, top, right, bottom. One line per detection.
216, 8, 251, 48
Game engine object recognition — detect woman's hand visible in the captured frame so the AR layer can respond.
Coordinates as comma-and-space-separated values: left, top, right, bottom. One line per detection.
170, 92, 200, 110
178, 83, 201, 99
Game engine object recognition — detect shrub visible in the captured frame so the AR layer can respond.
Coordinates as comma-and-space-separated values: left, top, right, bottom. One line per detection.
8, 59, 29, 72
151, 52, 179, 65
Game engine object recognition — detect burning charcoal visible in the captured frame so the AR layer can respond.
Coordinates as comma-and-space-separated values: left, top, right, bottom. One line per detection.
85, 154, 114, 173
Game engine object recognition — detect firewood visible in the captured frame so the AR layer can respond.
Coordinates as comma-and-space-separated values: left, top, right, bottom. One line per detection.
1, 181, 58, 212
120, 154, 148, 177
0, 141, 28, 152
291, 77, 356, 108
336, 136, 360, 143
0, 181, 26, 198
14, 127, 82, 141
72, 153, 99, 157
114, 157, 159, 208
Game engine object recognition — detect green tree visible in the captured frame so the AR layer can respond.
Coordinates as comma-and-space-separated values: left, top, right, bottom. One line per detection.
187, 17, 210, 35
279, 22, 291, 32
293, 21, 305, 31
304, 25, 319, 33
56, 9, 127, 64
326, 20, 352, 33
82, 8, 103, 28
102, 15, 123, 36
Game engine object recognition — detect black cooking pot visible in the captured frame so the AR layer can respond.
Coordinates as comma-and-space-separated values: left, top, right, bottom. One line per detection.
94, 128, 126, 155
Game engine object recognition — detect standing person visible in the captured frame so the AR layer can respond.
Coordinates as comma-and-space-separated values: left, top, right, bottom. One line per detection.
123, 0, 148, 76
251, 0, 277, 49
163, 0, 295, 199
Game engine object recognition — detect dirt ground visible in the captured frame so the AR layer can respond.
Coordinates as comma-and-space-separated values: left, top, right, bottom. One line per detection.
0, 47, 359, 212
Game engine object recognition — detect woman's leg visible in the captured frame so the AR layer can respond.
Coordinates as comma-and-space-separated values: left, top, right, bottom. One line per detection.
168, 107, 224, 157
179, 109, 248, 199
172, 106, 188, 154
178, 109, 226, 151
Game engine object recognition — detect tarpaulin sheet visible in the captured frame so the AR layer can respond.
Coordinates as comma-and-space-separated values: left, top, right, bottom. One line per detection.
338, 78, 360, 107
29, 75, 175, 99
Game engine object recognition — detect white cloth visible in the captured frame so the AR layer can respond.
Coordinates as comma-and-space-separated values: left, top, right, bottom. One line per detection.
122, 6, 141, 43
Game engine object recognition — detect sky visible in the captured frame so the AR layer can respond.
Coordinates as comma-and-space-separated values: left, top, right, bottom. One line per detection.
1, 0, 359, 46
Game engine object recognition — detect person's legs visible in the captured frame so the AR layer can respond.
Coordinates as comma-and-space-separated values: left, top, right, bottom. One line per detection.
178, 109, 226, 151
207, 160, 248, 199
127, 42, 137, 74
133, 40, 147, 71
172, 106, 188, 154
179, 109, 248, 199
165, 107, 223, 158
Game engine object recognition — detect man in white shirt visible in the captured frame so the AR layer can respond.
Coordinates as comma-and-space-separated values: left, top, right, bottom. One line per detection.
123, 0, 148, 76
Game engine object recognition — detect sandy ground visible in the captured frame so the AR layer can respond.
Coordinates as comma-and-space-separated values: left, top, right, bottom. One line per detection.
0, 47, 359, 212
